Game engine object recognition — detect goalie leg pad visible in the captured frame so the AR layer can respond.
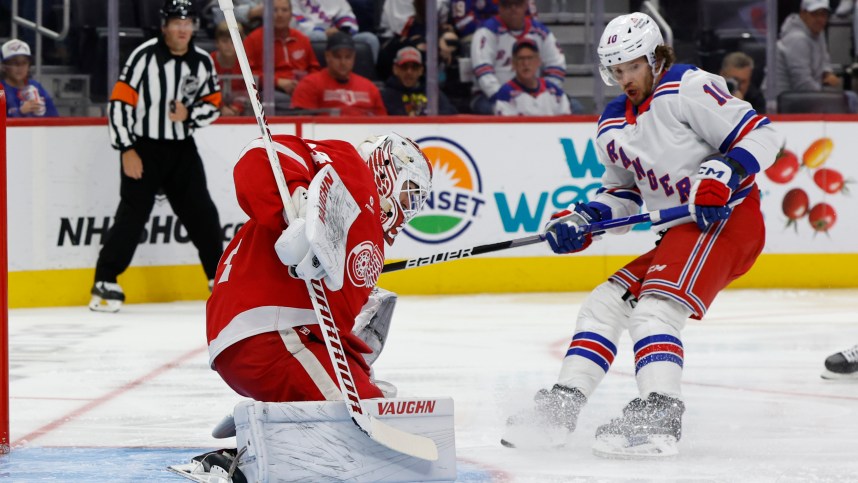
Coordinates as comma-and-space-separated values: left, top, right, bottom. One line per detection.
233, 398, 457, 482
353, 287, 398, 366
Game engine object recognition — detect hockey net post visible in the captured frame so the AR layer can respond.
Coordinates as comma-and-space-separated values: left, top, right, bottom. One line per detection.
1, 87, 9, 454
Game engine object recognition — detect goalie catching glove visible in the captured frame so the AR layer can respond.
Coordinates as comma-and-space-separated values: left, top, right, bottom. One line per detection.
544, 202, 606, 254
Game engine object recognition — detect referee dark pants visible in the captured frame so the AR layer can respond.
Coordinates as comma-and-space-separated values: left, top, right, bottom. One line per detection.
94, 137, 224, 284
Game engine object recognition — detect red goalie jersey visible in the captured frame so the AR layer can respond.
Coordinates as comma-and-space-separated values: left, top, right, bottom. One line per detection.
206, 135, 384, 380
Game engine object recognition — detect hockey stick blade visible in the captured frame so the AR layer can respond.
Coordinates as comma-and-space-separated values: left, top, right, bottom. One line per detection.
366, 414, 439, 461
307, 279, 439, 461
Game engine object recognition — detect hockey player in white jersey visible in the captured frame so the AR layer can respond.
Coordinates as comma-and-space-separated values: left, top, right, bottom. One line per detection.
501, 12, 783, 457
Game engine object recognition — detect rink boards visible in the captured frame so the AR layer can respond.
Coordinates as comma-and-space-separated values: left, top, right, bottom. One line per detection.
6, 116, 858, 307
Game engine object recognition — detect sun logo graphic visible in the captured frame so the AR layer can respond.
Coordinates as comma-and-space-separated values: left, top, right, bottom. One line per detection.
404, 136, 486, 244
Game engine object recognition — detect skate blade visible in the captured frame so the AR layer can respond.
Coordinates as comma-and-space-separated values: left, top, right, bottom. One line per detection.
167, 462, 231, 483
592, 434, 678, 459
821, 369, 858, 380
500, 422, 568, 449
88, 296, 122, 313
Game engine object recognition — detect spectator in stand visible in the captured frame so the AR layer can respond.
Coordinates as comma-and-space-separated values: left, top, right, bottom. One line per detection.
244, 0, 320, 110
290, 31, 387, 115
1, 39, 58, 118
451, 0, 536, 39
292, 0, 381, 62
378, 0, 459, 81
381, 46, 458, 115
206, 0, 264, 31
212, 21, 248, 116
720, 52, 766, 114
470, 0, 565, 114
771, 0, 858, 112
494, 38, 570, 116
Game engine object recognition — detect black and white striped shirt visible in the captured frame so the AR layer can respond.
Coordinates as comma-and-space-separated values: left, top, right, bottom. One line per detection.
108, 36, 222, 150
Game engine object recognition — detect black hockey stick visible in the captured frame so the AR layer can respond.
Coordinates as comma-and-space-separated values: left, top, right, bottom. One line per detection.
382, 204, 692, 273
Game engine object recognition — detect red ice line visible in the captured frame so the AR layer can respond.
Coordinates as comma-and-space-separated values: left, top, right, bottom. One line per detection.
11, 346, 207, 447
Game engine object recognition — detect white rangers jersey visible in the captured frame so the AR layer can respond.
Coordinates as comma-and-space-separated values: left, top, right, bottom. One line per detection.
494, 78, 571, 116
470, 17, 566, 98
591, 65, 783, 228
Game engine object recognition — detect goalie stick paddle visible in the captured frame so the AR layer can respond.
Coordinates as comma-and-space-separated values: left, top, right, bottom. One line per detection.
382, 204, 692, 273
217, 0, 439, 462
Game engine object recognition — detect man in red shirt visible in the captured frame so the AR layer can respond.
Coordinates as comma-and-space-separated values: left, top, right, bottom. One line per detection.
242, 0, 319, 96
290, 32, 387, 116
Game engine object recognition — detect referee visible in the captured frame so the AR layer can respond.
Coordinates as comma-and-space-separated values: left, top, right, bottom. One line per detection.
90, 0, 224, 312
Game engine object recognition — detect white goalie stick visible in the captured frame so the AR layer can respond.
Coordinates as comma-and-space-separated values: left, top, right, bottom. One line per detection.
216, 0, 439, 462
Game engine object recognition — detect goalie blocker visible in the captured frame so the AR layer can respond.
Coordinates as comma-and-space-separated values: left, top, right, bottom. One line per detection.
171, 398, 456, 483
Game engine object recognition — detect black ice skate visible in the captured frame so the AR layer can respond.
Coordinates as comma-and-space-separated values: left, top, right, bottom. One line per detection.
88, 281, 125, 313
821, 344, 858, 380
592, 392, 685, 458
501, 384, 587, 449
168, 447, 247, 483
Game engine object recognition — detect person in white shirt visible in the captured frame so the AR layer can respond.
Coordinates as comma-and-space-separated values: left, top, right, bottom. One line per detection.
494, 38, 571, 116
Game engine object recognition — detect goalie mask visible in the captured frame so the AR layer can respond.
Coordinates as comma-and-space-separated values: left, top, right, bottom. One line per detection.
597, 12, 664, 86
359, 134, 433, 244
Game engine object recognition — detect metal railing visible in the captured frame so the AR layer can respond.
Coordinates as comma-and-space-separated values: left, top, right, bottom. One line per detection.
10, 0, 71, 79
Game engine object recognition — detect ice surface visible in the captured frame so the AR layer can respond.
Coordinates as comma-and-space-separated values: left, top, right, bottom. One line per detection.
2, 289, 858, 481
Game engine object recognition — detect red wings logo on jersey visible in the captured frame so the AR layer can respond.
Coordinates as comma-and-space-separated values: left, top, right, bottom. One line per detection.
347, 241, 383, 288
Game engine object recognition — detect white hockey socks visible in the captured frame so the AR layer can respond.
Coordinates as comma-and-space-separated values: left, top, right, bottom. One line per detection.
557, 281, 631, 396
627, 294, 692, 399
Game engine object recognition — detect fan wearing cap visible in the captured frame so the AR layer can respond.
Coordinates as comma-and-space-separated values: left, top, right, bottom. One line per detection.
1, 39, 59, 118
494, 38, 570, 116
380, 46, 457, 116
772, 0, 857, 111
290, 32, 387, 116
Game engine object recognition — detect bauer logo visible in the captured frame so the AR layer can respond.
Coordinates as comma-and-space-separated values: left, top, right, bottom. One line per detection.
405, 137, 486, 244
